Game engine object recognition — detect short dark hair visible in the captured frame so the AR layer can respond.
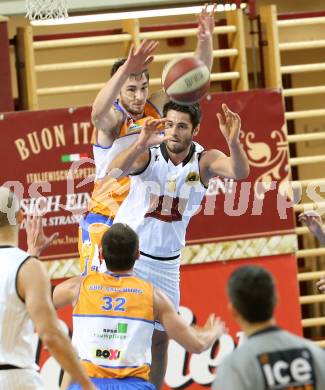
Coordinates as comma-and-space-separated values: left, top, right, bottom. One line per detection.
101, 223, 139, 271
163, 100, 202, 129
227, 265, 277, 323
111, 58, 149, 82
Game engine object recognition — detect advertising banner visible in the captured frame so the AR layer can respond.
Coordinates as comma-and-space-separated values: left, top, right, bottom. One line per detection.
0, 89, 294, 263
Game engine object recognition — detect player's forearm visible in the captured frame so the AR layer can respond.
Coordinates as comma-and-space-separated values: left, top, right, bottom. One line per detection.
106, 141, 146, 177
187, 328, 217, 353
228, 141, 250, 180
42, 328, 91, 388
195, 37, 213, 71
91, 64, 129, 125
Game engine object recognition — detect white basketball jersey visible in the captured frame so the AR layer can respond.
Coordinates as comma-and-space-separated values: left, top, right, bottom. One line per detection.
114, 142, 206, 257
0, 246, 38, 370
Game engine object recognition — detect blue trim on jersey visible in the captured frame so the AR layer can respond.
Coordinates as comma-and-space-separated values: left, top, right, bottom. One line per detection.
73, 313, 154, 324
93, 142, 112, 150
81, 358, 150, 369
80, 213, 114, 242
105, 271, 133, 278
114, 101, 127, 124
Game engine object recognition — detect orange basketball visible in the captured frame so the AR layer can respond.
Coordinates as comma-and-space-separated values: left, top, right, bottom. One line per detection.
162, 57, 210, 105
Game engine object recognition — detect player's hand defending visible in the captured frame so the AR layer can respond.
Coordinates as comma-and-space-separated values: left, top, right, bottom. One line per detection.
203, 314, 226, 340
217, 104, 241, 147
123, 39, 159, 75
298, 210, 323, 236
26, 214, 59, 258
316, 275, 325, 293
198, 3, 217, 41
136, 118, 171, 150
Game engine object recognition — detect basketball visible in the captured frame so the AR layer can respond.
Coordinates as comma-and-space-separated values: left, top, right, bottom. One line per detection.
161, 57, 210, 105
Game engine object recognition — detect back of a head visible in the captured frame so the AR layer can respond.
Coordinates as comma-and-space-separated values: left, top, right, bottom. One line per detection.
101, 223, 139, 271
228, 265, 276, 323
0, 187, 20, 228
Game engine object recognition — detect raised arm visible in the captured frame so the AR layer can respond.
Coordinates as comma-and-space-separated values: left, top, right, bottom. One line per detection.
17, 260, 95, 390
26, 214, 58, 257
195, 3, 216, 71
199, 104, 250, 185
92, 40, 159, 137
154, 288, 224, 353
150, 4, 216, 111
298, 211, 325, 246
106, 117, 170, 178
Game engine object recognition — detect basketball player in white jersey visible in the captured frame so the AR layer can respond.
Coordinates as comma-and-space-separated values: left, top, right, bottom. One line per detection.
0, 187, 96, 390
79, 4, 216, 276
106, 101, 250, 389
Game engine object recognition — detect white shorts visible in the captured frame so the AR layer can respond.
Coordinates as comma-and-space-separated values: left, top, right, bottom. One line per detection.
133, 254, 180, 331
0, 369, 44, 390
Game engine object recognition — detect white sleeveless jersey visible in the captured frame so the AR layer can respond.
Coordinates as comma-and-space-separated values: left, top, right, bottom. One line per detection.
0, 246, 38, 370
114, 142, 206, 257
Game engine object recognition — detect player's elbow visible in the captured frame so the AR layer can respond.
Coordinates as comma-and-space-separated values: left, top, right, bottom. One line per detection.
91, 108, 104, 129
91, 107, 116, 132
233, 164, 250, 180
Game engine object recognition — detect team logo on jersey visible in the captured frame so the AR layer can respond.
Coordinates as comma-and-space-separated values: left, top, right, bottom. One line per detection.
166, 179, 177, 192
94, 348, 122, 360
127, 122, 142, 134
93, 323, 128, 340
185, 172, 200, 185
258, 348, 316, 389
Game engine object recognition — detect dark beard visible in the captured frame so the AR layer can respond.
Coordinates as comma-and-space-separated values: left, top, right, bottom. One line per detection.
121, 101, 145, 116
165, 141, 188, 154
128, 106, 144, 116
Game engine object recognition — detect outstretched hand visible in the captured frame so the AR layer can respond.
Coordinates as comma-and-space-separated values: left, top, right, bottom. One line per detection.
217, 103, 241, 146
298, 210, 323, 235
136, 118, 171, 150
198, 3, 217, 41
26, 214, 59, 258
124, 39, 159, 75
316, 275, 325, 293
203, 314, 226, 340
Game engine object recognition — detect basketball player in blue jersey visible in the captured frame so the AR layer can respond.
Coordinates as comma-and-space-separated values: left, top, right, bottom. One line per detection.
80, 4, 217, 276
53, 223, 225, 390
106, 101, 250, 389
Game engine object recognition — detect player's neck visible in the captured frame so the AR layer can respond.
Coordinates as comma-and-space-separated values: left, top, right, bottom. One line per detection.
0, 227, 19, 248
242, 318, 276, 337
166, 145, 192, 166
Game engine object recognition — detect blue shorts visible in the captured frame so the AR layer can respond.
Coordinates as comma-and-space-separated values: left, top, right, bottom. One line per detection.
68, 377, 156, 390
